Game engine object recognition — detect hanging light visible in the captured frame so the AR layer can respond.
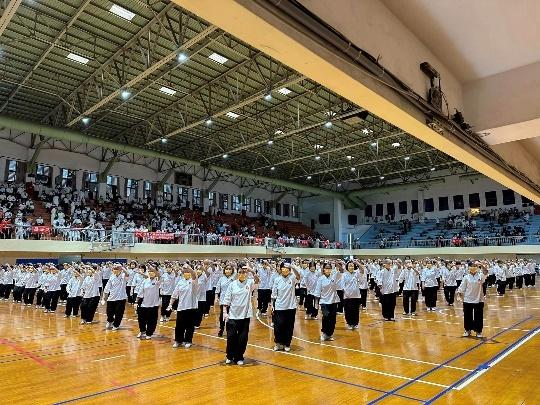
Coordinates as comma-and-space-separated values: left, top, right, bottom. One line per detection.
161, 138, 167, 144
120, 88, 132, 100
177, 52, 188, 63
81, 117, 91, 125
205, 117, 213, 126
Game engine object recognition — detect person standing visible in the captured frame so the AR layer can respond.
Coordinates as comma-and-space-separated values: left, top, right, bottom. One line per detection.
341, 261, 362, 330
168, 265, 198, 348
314, 262, 343, 341
23, 266, 39, 306
303, 261, 320, 320
495, 261, 507, 296
65, 270, 83, 317
135, 268, 161, 340
160, 265, 176, 322
193, 265, 210, 328
215, 264, 236, 337
441, 264, 459, 306
42, 266, 61, 313
270, 262, 300, 351
101, 264, 129, 331
80, 266, 102, 324
256, 260, 273, 316
222, 264, 259, 365
377, 259, 400, 321
399, 259, 420, 316
457, 262, 489, 338
421, 261, 439, 311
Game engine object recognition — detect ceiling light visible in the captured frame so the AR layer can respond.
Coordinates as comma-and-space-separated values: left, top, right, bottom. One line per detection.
431, 167, 436, 171
205, 117, 213, 126
350, 167, 356, 172
346, 155, 352, 160
109, 4, 136, 21
161, 138, 167, 144
208, 52, 228, 64
270, 166, 275, 171
404, 156, 410, 161
267, 139, 274, 145
362, 128, 372, 134
81, 117, 91, 125
306, 176, 312, 180
67, 52, 89, 65
264, 91, 272, 101
325, 110, 336, 117
337, 183, 342, 187
392, 142, 401, 147
222, 154, 229, 159
380, 176, 385, 180
159, 86, 176, 96
314, 144, 324, 150
177, 52, 188, 63
370, 142, 377, 147
277, 87, 291, 95
226, 111, 239, 119
275, 130, 283, 135
120, 88, 132, 100
315, 155, 321, 161
324, 121, 333, 128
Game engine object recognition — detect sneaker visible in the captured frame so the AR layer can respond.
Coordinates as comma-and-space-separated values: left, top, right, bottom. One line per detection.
136, 332, 143, 338
80, 320, 86, 325
347, 325, 354, 330
160, 317, 164, 322
236, 360, 244, 365
304, 315, 310, 320
63, 314, 68, 318
326, 336, 335, 341
353, 325, 359, 329
144, 335, 152, 340
476, 332, 483, 338
112, 326, 119, 331
217, 330, 223, 337
194, 326, 200, 329
284, 346, 291, 352
273, 345, 281, 351
311, 316, 318, 320
411, 312, 418, 317
225, 359, 232, 364
402, 312, 408, 315
184, 343, 192, 348
173, 342, 182, 348
462, 331, 471, 337
320, 333, 327, 341
106, 322, 112, 329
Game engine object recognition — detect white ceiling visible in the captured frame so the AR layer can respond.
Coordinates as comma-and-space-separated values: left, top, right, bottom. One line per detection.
382, 0, 540, 82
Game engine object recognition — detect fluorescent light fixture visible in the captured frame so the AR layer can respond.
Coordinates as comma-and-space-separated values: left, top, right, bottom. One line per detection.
431, 167, 436, 171
325, 110, 335, 117
277, 87, 291, 95
324, 121, 333, 128
275, 130, 284, 135
120, 88, 132, 100
159, 86, 176, 96
314, 144, 324, 150
362, 128, 372, 134
380, 176, 385, 180
306, 176, 312, 180
392, 142, 401, 147
208, 52, 228, 64
177, 52, 188, 63
263, 91, 272, 101
222, 154, 229, 159
370, 142, 377, 147
161, 138, 167, 144
67, 53, 89, 65
337, 183, 342, 187
404, 156, 410, 161
270, 166, 275, 171
267, 139, 274, 145
350, 167, 356, 172
205, 118, 213, 126
81, 117, 91, 125
110, 4, 135, 21
346, 155, 352, 160
315, 155, 321, 161
226, 111, 240, 119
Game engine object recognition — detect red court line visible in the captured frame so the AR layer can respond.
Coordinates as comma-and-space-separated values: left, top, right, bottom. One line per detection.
0, 337, 55, 369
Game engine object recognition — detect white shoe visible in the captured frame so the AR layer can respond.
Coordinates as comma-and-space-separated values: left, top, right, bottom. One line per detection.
80, 320, 85, 325
347, 325, 354, 330
63, 314, 68, 318
353, 325, 359, 329
160, 317, 164, 322
284, 346, 291, 352
184, 343, 192, 348
136, 332, 143, 338
304, 315, 309, 320
144, 335, 152, 340
311, 316, 318, 320
106, 322, 112, 329
462, 331, 471, 337
320, 333, 327, 341
274, 345, 281, 351
112, 326, 119, 331
194, 326, 200, 329
225, 359, 232, 364
326, 336, 335, 341
411, 312, 418, 316
236, 360, 244, 365
173, 342, 181, 348
476, 332, 483, 338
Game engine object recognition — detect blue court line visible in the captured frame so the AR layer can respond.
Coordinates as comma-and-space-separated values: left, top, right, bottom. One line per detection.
366, 316, 533, 405
195, 342, 425, 402
53, 361, 222, 404
424, 324, 540, 404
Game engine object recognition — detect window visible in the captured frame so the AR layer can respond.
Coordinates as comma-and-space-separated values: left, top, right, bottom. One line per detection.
60, 168, 75, 188
485, 191, 497, 207
231, 195, 241, 211
521, 195, 533, 206
438, 196, 449, 211
5, 159, 22, 183
319, 213, 331, 224
291, 204, 298, 218
275, 202, 282, 216
283, 203, 290, 217
469, 193, 480, 209
453, 195, 464, 210
143, 181, 154, 200
376, 203, 383, 217
192, 189, 201, 207
36, 164, 52, 187
424, 198, 434, 212
208, 191, 217, 207
220, 193, 229, 210
177, 186, 189, 203
411, 200, 419, 214
243, 197, 252, 212
106, 175, 119, 196
264, 200, 271, 215
399, 201, 407, 215
254, 198, 262, 213
348, 214, 357, 225
502, 189, 515, 205
387, 203, 395, 217
125, 179, 138, 199
364, 205, 373, 217
82, 172, 98, 192
163, 184, 173, 202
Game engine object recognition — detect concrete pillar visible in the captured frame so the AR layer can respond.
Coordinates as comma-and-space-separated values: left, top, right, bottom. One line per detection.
333, 197, 344, 242
0, 158, 6, 182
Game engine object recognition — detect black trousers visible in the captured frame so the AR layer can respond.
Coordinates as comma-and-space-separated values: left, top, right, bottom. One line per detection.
205, 289, 215, 314
43, 291, 59, 311
65, 296, 82, 316
497, 280, 506, 295
23, 288, 36, 305
320, 303, 337, 337
295, 287, 307, 306
507, 277, 515, 290
444, 286, 457, 304
304, 294, 318, 317
193, 301, 205, 327
381, 293, 396, 320
424, 286, 438, 308
532, 273, 536, 286
463, 302, 484, 333
273, 308, 296, 346
81, 296, 100, 322
13, 286, 24, 302
487, 274, 496, 286
161, 295, 172, 317
226, 318, 250, 362
343, 297, 360, 326
36, 288, 44, 306
336, 290, 344, 313
175, 308, 195, 343
219, 305, 226, 332
138, 306, 159, 336
257, 289, 271, 313
360, 289, 368, 308
106, 300, 126, 327
402, 290, 418, 314
456, 279, 462, 288
516, 275, 524, 289
102, 279, 109, 291
2, 283, 13, 299
59, 284, 68, 301
126, 286, 134, 303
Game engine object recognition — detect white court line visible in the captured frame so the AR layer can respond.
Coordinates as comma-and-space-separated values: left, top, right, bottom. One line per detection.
455, 328, 540, 391
255, 314, 473, 372
405, 316, 530, 333
93, 354, 125, 362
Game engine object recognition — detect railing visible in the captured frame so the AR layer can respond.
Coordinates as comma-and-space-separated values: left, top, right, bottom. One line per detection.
352, 235, 540, 249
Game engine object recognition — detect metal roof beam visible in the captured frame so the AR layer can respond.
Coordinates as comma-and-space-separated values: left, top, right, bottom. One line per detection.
0, 0, 22, 38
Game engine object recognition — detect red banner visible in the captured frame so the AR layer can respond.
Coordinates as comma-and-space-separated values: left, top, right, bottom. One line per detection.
0, 221, 10, 230
148, 232, 175, 241
32, 226, 51, 234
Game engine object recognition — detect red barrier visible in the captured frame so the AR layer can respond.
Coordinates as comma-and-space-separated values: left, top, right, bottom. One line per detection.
148, 232, 175, 241
31, 226, 51, 235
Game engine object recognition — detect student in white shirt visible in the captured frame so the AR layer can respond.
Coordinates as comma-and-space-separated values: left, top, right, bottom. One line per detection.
80, 266, 102, 324
270, 262, 300, 351
23, 266, 40, 306
314, 261, 343, 341
65, 270, 83, 317
215, 264, 236, 337
341, 261, 362, 329
377, 259, 400, 321
193, 265, 210, 328
42, 266, 61, 313
441, 264, 459, 306
399, 260, 420, 316
168, 265, 198, 348
256, 260, 273, 316
222, 264, 260, 365
303, 261, 320, 320
101, 264, 130, 330
457, 262, 488, 338
294, 259, 309, 309
160, 266, 176, 322
495, 261, 507, 296
135, 267, 161, 340
421, 262, 439, 311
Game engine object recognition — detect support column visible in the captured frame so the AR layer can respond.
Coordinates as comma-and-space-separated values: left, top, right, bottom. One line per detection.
333, 197, 344, 242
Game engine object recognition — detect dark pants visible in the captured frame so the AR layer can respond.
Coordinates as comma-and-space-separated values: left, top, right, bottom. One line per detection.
13, 286, 24, 302
257, 289, 271, 313
304, 294, 318, 317
194, 301, 205, 327
295, 287, 307, 306
138, 306, 159, 336
81, 296, 100, 322
60, 284, 68, 301
336, 290, 344, 313
65, 296, 82, 316
43, 290, 59, 311
516, 275, 523, 289
463, 302, 484, 333
2, 283, 13, 299
205, 289, 215, 314
36, 288, 44, 306
497, 280, 506, 295
219, 305, 226, 332
343, 297, 360, 326
320, 303, 337, 337
532, 273, 536, 286
102, 279, 109, 291
424, 286, 438, 308
226, 318, 250, 362
360, 289, 368, 308
487, 274, 496, 286
381, 293, 396, 320
273, 309, 296, 346
175, 308, 195, 344
403, 290, 418, 314
456, 279, 462, 288
161, 295, 172, 318
507, 277, 515, 290
482, 280, 488, 296
106, 299, 126, 327
444, 286, 457, 304
23, 288, 36, 305
126, 286, 133, 303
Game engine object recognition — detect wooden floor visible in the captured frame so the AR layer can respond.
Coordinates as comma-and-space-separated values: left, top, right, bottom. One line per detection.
1, 286, 539, 405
